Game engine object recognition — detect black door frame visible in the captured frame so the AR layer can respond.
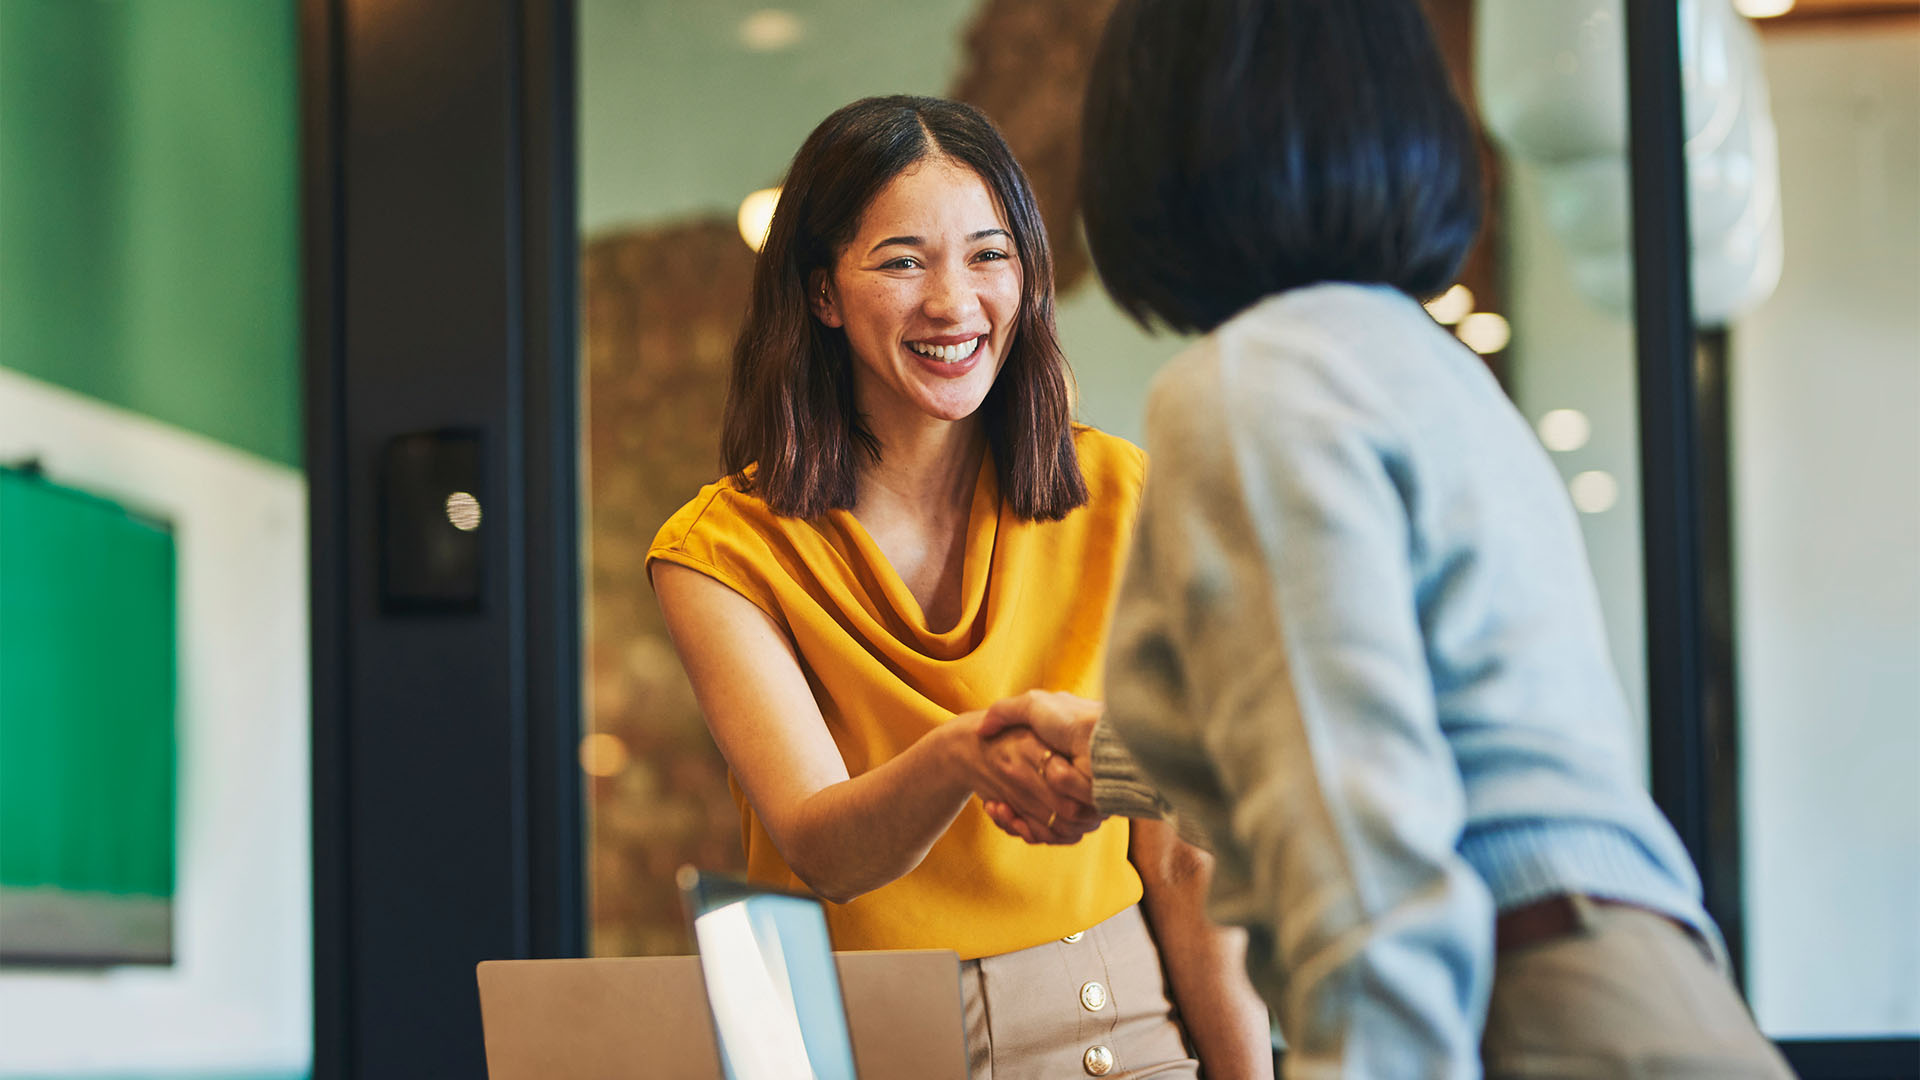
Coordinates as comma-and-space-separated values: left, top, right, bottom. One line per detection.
304, 1, 1915, 1076
303, 1, 581, 1076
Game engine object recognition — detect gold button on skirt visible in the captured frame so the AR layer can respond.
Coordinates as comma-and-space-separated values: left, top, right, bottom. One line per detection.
958, 905, 1198, 1079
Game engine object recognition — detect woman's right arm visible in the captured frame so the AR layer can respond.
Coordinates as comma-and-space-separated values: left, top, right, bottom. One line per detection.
652, 561, 1092, 903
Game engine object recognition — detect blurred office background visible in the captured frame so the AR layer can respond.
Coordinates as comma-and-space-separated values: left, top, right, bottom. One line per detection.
0, 1, 1912, 1077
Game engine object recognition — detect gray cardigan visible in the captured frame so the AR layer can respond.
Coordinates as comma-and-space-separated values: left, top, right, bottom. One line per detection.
1089, 284, 1713, 1078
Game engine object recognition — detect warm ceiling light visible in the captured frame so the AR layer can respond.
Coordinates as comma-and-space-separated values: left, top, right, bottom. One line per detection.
1424, 284, 1474, 325
737, 187, 780, 252
1569, 470, 1620, 514
1457, 311, 1512, 355
738, 9, 805, 51
1733, 0, 1794, 17
1536, 408, 1592, 453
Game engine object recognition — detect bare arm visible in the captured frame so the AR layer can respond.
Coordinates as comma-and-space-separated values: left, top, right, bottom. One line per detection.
1131, 819, 1274, 1080
653, 561, 1090, 902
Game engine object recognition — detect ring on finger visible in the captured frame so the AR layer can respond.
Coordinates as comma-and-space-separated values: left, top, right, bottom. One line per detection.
1046, 810, 1058, 829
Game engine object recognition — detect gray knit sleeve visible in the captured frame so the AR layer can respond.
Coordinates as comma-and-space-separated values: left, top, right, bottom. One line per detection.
1089, 719, 1213, 850
1089, 718, 1166, 818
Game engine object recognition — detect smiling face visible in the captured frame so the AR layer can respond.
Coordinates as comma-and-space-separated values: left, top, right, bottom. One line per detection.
812, 157, 1023, 431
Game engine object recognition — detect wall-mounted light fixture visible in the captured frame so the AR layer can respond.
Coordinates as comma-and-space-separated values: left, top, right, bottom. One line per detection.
1569, 469, 1620, 514
1424, 284, 1475, 325
1457, 311, 1512, 355
738, 188, 780, 253
1536, 408, 1593, 452
738, 9, 805, 52
579, 733, 631, 778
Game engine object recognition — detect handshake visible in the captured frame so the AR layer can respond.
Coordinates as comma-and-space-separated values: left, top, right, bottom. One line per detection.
961, 690, 1109, 846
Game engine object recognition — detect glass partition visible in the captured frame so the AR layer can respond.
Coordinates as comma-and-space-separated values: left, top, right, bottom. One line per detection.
1475, 0, 1657, 764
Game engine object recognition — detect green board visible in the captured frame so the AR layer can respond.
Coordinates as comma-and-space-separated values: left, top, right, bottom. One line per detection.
0, 464, 177, 964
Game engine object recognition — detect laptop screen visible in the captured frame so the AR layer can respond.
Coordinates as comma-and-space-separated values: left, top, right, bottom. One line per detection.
680, 869, 859, 1080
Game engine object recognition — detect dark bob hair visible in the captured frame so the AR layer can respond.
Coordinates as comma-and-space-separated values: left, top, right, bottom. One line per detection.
1080, 0, 1483, 334
723, 95, 1088, 521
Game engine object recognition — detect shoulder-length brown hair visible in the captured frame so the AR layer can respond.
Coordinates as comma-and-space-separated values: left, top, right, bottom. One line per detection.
722, 95, 1088, 521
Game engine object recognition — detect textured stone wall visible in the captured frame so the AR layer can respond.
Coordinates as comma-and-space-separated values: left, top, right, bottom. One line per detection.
582, 219, 755, 956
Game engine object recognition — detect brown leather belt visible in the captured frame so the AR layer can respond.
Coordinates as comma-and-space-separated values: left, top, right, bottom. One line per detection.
1495, 893, 1689, 952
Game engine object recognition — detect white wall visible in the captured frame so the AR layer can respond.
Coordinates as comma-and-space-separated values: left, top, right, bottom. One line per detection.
1732, 21, 1920, 1038
0, 370, 312, 1077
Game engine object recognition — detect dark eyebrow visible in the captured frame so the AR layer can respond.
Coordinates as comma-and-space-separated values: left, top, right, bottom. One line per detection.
865, 228, 1011, 257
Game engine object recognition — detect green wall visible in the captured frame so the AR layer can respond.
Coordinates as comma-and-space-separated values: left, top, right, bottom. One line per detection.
0, 0, 301, 469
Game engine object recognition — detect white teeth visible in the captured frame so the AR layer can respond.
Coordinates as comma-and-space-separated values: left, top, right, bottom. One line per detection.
907, 337, 982, 363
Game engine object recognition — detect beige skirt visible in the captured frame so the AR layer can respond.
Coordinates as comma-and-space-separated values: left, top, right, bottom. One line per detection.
960, 904, 1199, 1080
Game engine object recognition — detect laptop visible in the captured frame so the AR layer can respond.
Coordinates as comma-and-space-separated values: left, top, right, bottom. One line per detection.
678, 868, 864, 1079
476, 871, 967, 1079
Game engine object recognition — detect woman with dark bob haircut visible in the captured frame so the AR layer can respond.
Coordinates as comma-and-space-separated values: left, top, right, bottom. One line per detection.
977, 2, 1794, 1077
647, 95, 1273, 1077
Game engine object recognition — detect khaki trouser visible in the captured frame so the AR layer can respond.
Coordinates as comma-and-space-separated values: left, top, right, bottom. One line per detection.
1483, 896, 1796, 1079
960, 904, 1199, 1080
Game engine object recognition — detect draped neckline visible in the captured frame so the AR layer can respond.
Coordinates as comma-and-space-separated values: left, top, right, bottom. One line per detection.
812, 450, 1001, 657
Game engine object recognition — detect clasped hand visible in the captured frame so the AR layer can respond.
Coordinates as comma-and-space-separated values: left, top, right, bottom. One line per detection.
958, 690, 1106, 845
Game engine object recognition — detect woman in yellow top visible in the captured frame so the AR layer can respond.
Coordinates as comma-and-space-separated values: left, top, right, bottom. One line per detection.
647, 96, 1270, 1078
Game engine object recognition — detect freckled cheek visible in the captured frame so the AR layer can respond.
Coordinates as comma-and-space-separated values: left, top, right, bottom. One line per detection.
844, 286, 916, 343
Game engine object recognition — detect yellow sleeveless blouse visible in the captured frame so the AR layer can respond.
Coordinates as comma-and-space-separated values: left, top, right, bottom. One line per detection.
646, 426, 1146, 959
